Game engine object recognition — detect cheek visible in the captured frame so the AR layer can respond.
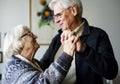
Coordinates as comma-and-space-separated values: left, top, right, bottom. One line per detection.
62, 19, 68, 28
66, 15, 75, 27
60, 14, 72, 29
27, 38, 34, 46
63, 17, 71, 27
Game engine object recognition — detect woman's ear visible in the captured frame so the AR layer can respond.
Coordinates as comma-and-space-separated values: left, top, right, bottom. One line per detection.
71, 5, 78, 16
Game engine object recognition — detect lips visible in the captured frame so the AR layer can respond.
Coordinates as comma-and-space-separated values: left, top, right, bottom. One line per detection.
59, 23, 63, 27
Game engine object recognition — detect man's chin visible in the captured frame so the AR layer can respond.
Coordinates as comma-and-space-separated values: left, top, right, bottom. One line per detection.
61, 27, 67, 31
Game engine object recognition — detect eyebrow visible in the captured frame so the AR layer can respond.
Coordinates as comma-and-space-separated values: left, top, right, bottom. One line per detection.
20, 33, 28, 38
54, 13, 61, 17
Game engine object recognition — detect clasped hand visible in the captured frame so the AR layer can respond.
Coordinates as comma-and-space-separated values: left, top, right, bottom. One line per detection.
61, 30, 86, 56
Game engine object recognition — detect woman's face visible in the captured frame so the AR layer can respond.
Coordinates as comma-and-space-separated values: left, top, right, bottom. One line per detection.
21, 30, 40, 51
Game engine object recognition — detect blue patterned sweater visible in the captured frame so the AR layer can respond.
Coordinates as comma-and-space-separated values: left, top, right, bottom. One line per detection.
2, 52, 73, 84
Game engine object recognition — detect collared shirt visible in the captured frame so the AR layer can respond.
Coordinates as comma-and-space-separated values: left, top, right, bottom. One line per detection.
74, 20, 85, 36
55, 21, 85, 84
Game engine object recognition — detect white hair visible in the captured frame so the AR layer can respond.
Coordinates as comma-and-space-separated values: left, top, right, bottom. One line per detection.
49, 0, 83, 16
3, 25, 30, 57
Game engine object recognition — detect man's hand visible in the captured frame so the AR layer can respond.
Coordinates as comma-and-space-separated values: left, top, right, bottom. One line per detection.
61, 30, 78, 56
61, 30, 86, 54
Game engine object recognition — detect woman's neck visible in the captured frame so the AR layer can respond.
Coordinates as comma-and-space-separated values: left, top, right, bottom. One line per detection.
20, 48, 35, 61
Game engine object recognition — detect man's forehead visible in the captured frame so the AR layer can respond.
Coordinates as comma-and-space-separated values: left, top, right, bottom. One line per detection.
53, 6, 65, 15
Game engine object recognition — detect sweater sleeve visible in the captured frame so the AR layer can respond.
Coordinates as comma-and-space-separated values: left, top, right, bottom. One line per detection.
55, 52, 73, 73
2, 53, 73, 84
40, 52, 73, 84
25, 52, 73, 84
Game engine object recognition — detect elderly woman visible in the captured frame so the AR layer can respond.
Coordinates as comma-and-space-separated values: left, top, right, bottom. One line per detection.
2, 25, 78, 84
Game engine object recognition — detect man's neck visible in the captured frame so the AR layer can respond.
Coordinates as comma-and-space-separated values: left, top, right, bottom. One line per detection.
71, 18, 83, 31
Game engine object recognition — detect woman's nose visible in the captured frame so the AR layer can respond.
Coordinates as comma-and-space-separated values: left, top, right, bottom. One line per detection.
33, 34, 38, 39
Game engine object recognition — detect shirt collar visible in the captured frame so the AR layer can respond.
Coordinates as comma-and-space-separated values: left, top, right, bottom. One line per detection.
15, 54, 43, 72
74, 20, 85, 36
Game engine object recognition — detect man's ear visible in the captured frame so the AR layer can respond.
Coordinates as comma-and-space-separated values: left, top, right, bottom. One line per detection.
71, 5, 78, 16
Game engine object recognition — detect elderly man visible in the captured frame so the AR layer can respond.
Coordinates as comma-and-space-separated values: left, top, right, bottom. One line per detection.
40, 0, 118, 84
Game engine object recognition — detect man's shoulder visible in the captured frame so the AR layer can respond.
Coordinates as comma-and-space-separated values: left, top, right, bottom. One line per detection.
89, 26, 107, 35
52, 30, 61, 41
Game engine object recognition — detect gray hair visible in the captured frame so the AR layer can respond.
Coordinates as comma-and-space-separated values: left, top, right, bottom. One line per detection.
49, 0, 83, 17
3, 25, 30, 57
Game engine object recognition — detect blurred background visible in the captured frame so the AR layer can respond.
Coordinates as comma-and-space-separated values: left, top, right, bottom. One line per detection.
0, 0, 120, 84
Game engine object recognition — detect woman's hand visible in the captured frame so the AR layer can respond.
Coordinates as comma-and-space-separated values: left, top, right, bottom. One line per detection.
61, 30, 78, 56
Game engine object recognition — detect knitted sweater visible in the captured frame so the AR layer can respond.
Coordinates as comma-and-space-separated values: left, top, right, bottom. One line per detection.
2, 52, 73, 84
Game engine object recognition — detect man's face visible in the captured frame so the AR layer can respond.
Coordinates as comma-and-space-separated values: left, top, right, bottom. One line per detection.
53, 5, 75, 31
